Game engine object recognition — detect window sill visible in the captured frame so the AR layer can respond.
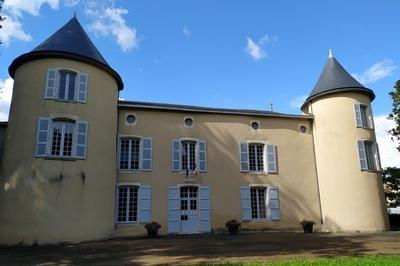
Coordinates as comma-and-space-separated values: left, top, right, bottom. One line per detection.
43, 156, 77, 161
356, 126, 374, 130
244, 219, 276, 223
361, 169, 381, 173
115, 222, 140, 227
118, 169, 150, 173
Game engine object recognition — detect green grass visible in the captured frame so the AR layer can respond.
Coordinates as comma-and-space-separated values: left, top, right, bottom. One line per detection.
197, 255, 400, 266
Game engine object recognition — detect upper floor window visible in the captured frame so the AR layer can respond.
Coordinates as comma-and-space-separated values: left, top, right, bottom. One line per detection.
240, 141, 277, 174
357, 140, 381, 171
171, 138, 207, 174
118, 137, 152, 171
45, 68, 88, 103
35, 117, 88, 159
354, 103, 373, 129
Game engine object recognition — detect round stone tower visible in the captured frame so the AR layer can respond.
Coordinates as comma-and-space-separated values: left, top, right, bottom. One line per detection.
301, 51, 389, 232
0, 17, 124, 244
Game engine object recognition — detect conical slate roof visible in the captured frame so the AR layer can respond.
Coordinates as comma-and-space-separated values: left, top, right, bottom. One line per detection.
301, 54, 374, 110
9, 17, 123, 90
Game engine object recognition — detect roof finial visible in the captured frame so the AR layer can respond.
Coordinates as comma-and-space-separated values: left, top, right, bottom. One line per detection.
269, 98, 273, 112
328, 49, 333, 58
74, 11, 77, 18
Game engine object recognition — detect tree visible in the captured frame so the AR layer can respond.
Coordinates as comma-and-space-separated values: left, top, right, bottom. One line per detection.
382, 167, 400, 208
0, 0, 5, 45
388, 80, 400, 151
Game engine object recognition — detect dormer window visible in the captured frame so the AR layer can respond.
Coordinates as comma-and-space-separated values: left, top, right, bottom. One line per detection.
45, 68, 88, 103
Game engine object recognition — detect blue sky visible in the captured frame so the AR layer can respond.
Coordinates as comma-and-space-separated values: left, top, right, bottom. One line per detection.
0, 0, 399, 167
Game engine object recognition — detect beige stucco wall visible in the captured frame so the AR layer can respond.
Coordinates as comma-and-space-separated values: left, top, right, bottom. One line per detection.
0, 58, 119, 245
305, 92, 389, 232
116, 109, 322, 236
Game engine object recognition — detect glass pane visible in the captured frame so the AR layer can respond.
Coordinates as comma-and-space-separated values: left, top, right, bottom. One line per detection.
58, 72, 67, 99
67, 73, 76, 101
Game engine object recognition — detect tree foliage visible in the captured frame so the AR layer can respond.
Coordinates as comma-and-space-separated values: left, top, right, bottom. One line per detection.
388, 80, 400, 151
0, 0, 5, 44
383, 167, 400, 208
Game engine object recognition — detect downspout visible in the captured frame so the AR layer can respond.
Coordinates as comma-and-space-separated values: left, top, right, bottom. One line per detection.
113, 90, 120, 238
309, 101, 325, 228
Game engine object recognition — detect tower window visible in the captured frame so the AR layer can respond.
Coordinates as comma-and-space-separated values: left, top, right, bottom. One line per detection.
57, 71, 77, 101
51, 121, 75, 157
354, 103, 373, 128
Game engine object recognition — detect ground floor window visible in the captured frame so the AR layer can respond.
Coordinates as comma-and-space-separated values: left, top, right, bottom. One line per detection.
117, 186, 138, 223
251, 187, 267, 219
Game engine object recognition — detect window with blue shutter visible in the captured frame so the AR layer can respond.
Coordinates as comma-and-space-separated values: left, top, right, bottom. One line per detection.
35, 117, 88, 160
198, 139, 207, 172
75, 121, 88, 159
44, 68, 88, 103
267, 187, 280, 221
171, 139, 181, 171
45, 69, 57, 99
240, 142, 249, 172
141, 138, 152, 171
35, 117, 51, 157
240, 186, 251, 221
138, 185, 152, 223
168, 186, 180, 234
267, 144, 277, 173
199, 186, 211, 232
77, 73, 88, 103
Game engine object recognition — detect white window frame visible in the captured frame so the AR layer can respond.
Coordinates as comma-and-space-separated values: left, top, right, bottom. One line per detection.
179, 137, 199, 173
115, 183, 140, 224
117, 135, 152, 172
50, 120, 75, 157
250, 186, 268, 220
358, 140, 381, 171
118, 135, 142, 171
35, 115, 87, 160
45, 68, 88, 103
246, 140, 267, 174
355, 102, 374, 129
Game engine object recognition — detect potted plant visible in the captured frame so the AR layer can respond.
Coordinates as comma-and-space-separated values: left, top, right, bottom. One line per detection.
145, 221, 161, 238
299, 219, 316, 234
225, 219, 241, 234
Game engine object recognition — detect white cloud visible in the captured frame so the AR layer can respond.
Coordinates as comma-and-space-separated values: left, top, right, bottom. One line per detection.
0, 77, 14, 121
374, 115, 400, 168
63, 0, 79, 7
0, 15, 32, 45
86, 1, 138, 52
245, 35, 278, 61
290, 95, 308, 108
182, 25, 191, 38
4, 0, 60, 17
1, 0, 78, 45
352, 60, 398, 85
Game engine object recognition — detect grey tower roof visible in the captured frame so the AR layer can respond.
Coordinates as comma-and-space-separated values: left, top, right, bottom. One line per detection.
301, 55, 374, 110
9, 17, 123, 90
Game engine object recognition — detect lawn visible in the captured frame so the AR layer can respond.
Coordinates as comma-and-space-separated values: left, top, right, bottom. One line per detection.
199, 255, 400, 266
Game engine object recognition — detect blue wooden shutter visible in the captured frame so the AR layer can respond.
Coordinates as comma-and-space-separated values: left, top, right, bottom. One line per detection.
267, 144, 277, 173
138, 185, 152, 223
198, 139, 207, 172
240, 142, 249, 172
366, 105, 374, 129
141, 137, 152, 171
357, 140, 367, 170
199, 186, 211, 232
240, 186, 251, 221
267, 187, 280, 221
35, 117, 50, 157
77, 73, 88, 103
354, 104, 362, 127
168, 186, 180, 234
45, 69, 57, 99
76, 121, 88, 159
171, 139, 181, 171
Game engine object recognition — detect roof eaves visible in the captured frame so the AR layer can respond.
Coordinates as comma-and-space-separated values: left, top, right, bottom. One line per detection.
118, 101, 313, 120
